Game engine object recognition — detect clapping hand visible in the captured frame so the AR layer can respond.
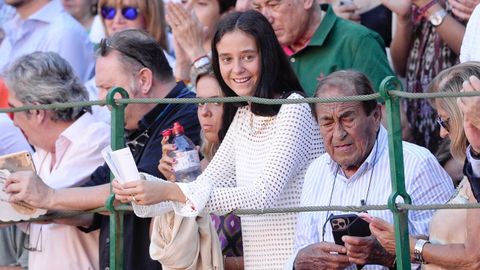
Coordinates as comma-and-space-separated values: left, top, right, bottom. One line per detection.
459, 75, 480, 154
448, 0, 480, 21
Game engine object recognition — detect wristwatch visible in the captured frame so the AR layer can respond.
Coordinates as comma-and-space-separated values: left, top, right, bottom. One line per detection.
413, 239, 430, 264
428, 8, 447, 27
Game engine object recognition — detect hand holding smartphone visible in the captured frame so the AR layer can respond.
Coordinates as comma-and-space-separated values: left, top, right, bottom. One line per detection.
330, 213, 371, 246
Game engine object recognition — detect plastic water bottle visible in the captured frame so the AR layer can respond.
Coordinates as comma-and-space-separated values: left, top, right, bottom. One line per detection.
169, 122, 201, 182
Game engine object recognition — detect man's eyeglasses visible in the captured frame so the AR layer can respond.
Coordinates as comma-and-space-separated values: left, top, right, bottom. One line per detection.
23, 223, 43, 252
99, 38, 148, 68
436, 116, 450, 132
101, 5, 140, 21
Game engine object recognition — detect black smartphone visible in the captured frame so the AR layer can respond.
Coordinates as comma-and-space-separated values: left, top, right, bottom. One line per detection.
330, 213, 371, 246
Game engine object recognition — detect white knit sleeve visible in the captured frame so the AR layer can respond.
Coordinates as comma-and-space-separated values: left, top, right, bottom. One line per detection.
173, 111, 239, 216
175, 95, 319, 216
132, 173, 175, 217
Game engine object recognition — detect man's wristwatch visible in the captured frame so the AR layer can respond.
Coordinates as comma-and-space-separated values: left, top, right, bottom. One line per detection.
413, 239, 430, 264
428, 8, 447, 27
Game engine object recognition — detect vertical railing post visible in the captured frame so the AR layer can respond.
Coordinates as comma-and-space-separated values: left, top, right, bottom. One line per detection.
379, 77, 412, 270
106, 87, 128, 270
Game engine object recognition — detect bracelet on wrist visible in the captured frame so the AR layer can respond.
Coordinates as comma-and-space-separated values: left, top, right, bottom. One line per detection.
413, 0, 438, 23
413, 239, 430, 264
191, 55, 210, 69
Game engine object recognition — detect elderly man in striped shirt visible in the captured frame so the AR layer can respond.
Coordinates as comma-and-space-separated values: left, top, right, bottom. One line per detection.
287, 70, 454, 270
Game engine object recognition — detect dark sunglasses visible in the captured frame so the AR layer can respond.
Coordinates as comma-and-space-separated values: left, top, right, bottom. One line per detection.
436, 116, 450, 132
101, 5, 140, 20
99, 38, 148, 68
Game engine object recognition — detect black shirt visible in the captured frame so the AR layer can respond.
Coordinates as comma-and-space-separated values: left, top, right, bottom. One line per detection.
81, 82, 201, 270
464, 157, 480, 202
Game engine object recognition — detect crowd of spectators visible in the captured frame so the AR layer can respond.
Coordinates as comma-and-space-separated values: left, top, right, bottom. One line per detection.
1, 0, 480, 269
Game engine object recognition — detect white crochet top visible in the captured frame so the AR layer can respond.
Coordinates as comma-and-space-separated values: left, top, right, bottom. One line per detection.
135, 93, 324, 269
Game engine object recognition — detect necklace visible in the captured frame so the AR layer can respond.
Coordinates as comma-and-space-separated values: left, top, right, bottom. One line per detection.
247, 109, 275, 137
321, 133, 380, 241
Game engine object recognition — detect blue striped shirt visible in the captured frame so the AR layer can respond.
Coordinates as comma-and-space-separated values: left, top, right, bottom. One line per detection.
286, 126, 454, 270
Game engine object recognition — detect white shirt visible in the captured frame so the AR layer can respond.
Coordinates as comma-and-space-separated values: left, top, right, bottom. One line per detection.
0, 0, 94, 82
138, 93, 324, 269
467, 145, 480, 177
0, 114, 32, 155
286, 126, 454, 270
0, 0, 15, 27
88, 14, 105, 45
460, 5, 480, 62
28, 113, 110, 270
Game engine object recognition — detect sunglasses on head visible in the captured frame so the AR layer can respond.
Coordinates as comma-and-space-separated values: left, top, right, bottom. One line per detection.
99, 38, 148, 67
101, 5, 140, 20
436, 116, 450, 132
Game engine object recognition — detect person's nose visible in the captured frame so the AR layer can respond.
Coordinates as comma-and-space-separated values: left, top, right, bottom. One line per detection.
98, 88, 108, 101
199, 104, 211, 117
439, 126, 449, 139
232, 59, 245, 75
112, 8, 125, 23
333, 122, 347, 140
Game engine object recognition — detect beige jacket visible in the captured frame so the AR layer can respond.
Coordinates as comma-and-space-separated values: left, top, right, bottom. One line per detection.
150, 212, 224, 270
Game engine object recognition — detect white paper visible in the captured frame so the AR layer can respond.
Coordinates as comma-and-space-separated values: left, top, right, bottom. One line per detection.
101, 147, 140, 184
0, 169, 47, 221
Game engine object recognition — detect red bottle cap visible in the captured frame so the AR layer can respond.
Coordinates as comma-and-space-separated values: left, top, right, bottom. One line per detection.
161, 128, 172, 137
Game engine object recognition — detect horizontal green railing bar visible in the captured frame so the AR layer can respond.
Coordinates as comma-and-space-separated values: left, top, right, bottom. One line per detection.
3, 202, 480, 225
1, 90, 480, 114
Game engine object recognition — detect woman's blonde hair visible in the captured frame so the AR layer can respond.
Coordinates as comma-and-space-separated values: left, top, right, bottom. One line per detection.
427, 61, 480, 161
99, 0, 168, 51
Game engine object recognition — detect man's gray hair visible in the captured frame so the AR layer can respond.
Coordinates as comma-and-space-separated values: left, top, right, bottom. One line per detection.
4, 51, 91, 122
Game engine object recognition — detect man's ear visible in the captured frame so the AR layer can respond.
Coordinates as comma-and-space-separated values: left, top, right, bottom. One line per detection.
35, 108, 47, 123
138, 67, 153, 95
372, 103, 383, 125
303, 0, 315, 10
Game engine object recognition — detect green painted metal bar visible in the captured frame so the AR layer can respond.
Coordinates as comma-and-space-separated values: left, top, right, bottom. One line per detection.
106, 87, 129, 270
379, 77, 412, 270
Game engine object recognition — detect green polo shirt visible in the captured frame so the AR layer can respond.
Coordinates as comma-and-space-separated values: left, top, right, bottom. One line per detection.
289, 4, 396, 96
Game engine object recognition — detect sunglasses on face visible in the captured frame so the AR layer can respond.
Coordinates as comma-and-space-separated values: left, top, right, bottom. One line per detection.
101, 5, 140, 20
436, 116, 450, 132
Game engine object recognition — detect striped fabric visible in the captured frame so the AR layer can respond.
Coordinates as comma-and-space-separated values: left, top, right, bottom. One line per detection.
286, 126, 454, 270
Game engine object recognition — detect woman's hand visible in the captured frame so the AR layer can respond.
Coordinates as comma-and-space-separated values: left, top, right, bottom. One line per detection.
362, 213, 417, 259
360, 213, 397, 254
112, 179, 171, 205
381, 0, 412, 18
158, 138, 177, 182
448, 0, 480, 21
166, 3, 207, 61
459, 75, 480, 153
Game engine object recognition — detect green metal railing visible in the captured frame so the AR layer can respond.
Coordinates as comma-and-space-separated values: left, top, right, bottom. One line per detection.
2, 76, 480, 270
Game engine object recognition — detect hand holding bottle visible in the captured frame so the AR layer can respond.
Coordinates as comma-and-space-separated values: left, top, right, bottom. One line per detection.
158, 135, 177, 182
159, 122, 201, 183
